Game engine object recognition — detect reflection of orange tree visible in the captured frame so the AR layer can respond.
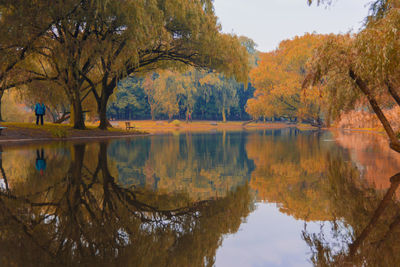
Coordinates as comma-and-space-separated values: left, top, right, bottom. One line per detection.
246, 129, 333, 221
0, 142, 253, 267
334, 130, 400, 191
108, 132, 253, 200
303, 154, 400, 266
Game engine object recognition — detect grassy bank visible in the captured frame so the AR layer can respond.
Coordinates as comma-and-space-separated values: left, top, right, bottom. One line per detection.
0, 122, 147, 142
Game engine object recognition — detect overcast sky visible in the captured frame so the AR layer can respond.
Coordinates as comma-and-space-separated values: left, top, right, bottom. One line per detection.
213, 0, 371, 52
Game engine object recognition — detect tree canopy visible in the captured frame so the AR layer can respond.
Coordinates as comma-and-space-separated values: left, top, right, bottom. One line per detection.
247, 34, 327, 123
0, 0, 250, 129
304, 4, 400, 152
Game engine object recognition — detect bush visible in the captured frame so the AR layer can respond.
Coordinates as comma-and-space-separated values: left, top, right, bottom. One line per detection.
171, 120, 181, 127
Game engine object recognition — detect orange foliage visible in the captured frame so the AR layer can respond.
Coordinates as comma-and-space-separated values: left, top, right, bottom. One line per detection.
245, 129, 332, 221
247, 34, 327, 121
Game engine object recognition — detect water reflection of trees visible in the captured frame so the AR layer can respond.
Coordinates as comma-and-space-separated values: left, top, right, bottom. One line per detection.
303, 154, 400, 266
108, 132, 254, 200
0, 142, 253, 267
246, 129, 339, 221
334, 130, 400, 190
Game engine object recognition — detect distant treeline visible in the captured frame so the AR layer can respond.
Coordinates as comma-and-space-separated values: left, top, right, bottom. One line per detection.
108, 70, 256, 122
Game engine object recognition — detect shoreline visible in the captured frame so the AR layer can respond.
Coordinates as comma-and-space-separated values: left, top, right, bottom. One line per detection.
0, 120, 339, 145
0, 122, 148, 146
0, 133, 150, 145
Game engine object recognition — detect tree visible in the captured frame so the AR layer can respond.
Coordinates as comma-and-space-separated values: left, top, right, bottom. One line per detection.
153, 71, 191, 121
245, 96, 273, 121
0, 0, 69, 121
248, 34, 326, 123
17, 80, 71, 123
199, 73, 240, 122
304, 6, 400, 152
108, 76, 151, 120
78, 0, 250, 129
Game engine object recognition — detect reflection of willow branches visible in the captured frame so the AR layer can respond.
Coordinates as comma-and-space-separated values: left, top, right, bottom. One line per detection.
348, 173, 400, 257
302, 154, 400, 266
0, 142, 252, 266
96, 142, 217, 227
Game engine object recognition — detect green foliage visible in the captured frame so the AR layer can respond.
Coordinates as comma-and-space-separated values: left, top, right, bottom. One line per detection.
0, 0, 250, 129
171, 120, 181, 126
108, 67, 256, 122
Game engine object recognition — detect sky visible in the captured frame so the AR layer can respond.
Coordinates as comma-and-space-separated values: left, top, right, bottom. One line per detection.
215, 203, 344, 267
213, 0, 372, 52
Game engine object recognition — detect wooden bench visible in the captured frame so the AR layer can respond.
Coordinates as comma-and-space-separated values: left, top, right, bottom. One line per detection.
0, 127, 7, 136
125, 122, 135, 130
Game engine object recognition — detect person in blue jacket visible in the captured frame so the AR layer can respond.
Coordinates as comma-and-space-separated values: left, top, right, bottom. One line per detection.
34, 102, 46, 125
35, 149, 46, 176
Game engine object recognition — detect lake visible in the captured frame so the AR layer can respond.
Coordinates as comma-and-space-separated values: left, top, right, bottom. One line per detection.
0, 128, 399, 266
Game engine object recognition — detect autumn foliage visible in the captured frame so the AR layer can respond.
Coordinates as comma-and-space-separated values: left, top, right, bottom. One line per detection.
247, 34, 327, 123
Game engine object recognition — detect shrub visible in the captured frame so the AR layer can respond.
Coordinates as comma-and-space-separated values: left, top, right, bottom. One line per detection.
171, 120, 181, 127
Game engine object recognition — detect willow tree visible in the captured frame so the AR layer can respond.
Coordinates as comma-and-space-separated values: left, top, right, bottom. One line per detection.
199, 73, 240, 122
304, 6, 400, 152
27, 0, 248, 129
81, 0, 250, 129
0, 0, 67, 121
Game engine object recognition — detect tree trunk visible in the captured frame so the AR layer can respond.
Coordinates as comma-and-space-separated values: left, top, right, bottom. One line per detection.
222, 107, 227, 123
72, 97, 85, 130
348, 172, 400, 257
150, 106, 155, 121
98, 94, 110, 130
386, 80, 400, 107
349, 70, 400, 153
0, 90, 3, 122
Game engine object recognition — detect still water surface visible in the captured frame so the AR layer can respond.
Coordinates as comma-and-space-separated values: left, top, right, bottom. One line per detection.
0, 129, 399, 266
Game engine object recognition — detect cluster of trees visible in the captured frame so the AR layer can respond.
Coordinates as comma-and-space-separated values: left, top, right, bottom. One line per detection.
246, 34, 327, 124
0, 0, 249, 129
107, 36, 258, 122
108, 68, 256, 122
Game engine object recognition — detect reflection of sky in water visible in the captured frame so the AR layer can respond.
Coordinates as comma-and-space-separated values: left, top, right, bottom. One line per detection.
216, 203, 350, 267
1, 130, 399, 266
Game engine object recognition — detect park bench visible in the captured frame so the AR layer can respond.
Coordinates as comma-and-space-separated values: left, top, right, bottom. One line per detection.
0, 127, 7, 136
125, 122, 135, 130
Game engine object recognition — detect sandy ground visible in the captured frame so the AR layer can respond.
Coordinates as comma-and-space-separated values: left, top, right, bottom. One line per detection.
112, 120, 304, 134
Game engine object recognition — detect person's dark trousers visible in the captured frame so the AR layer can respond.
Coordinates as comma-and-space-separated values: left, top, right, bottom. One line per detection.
36, 149, 44, 160
36, 114, 44, 125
